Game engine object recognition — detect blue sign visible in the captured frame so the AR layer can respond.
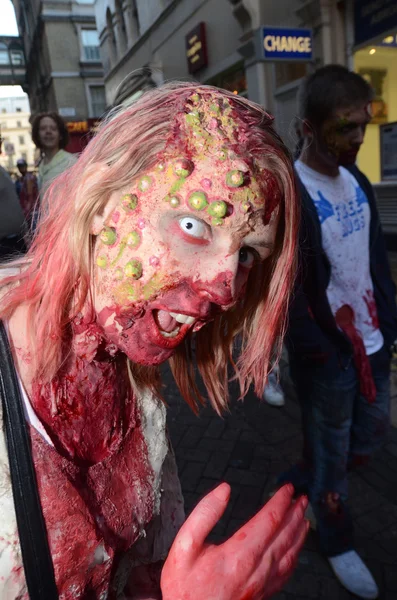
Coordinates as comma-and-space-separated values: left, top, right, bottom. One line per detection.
262, 27, 313, 61
354, 0, 397, 47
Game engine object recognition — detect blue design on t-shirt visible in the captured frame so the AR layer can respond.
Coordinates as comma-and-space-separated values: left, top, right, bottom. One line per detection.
313, 186, 368, 238
356, 185, 368, 209
313, 191, 334, 224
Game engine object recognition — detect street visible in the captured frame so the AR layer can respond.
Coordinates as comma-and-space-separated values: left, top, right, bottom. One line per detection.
165, 356, 397, 600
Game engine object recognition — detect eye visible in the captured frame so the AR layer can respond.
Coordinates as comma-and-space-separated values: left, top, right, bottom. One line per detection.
179, 216, 207, 238
239, 247, 256, 268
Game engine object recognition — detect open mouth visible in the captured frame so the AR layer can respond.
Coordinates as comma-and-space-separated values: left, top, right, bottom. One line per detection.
153, 309, 197, 338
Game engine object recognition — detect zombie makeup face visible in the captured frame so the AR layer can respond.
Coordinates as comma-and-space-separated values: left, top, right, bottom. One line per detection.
318, 103, 371, 167
91, 93, 281, 366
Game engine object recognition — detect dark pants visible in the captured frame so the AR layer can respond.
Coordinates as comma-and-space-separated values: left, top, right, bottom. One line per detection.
279, 345, 391, 556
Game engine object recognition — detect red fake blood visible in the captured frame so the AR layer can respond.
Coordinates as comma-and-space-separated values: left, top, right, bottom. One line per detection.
335, 304, 376, 403
31, 352, 132, 465
30, 369, 155, 597
239, 583, 261, 600
363, 289, 380, 329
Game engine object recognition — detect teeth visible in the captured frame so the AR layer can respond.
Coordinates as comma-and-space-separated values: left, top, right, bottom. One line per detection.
160, 327, 180, 338
169, 312, 197, 325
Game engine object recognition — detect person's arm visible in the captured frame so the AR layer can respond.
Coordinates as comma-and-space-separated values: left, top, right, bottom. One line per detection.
287, 177, 338, 363
287, 282, 339, 364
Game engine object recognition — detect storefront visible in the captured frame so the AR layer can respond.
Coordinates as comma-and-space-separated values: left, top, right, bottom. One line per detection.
353, 0, 397, 184
352, 0, 397, 245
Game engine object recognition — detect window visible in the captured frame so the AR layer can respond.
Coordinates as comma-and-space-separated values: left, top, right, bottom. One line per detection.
19, 135, 25, 145
89, 85, 107, 117
1, 109, 6, 113
16, 120, 21, 128
21, 152, 27, 161
16, 108, 21, 112
0, 43, 9, 65
81, 29, 100, 61
0, 121, 7, 128
10, 50, 24, 66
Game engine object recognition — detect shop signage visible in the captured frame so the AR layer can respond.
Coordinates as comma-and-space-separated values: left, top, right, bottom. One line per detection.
67, 119, 100, 134
67, 121, 89, 133
354, 0, 397, 47
380, 121, 397, 181
185, 22, 208, 74
261, 27, 312, 61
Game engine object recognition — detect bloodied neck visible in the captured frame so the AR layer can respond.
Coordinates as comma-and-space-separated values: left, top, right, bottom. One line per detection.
301, 102, 372, 176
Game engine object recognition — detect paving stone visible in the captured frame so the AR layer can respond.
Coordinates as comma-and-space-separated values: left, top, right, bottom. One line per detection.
165, 350, 397, 599
195, 477, 221, 496
178, 425, 207, 448
385, 564, 397, 591
297, 549, 330, 577
374, 527, 397, 557
196, 438, 235, 454
283, 570, 322, 598
203, 451, 233, 479
221, 427, 242, 441
176, 447, 212, 464
355, 504, 397, 535
179, 461, 206, 492
203, 418, 226, 438
232, 486, 263, 520
229, 440, 255, 469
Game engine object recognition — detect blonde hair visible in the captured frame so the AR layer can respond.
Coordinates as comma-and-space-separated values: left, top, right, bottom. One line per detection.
0, 82, 299, 414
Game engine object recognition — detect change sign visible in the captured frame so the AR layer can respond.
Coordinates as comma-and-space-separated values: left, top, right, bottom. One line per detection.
262, 27, 313, 61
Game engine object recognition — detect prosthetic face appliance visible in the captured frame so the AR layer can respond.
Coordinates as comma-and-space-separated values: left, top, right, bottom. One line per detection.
92, 93, 281, 365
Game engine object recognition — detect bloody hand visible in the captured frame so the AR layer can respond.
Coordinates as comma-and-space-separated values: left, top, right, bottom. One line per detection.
161, 483, 308, 600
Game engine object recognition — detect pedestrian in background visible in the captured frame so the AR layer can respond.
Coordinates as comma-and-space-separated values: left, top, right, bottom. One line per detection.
15, 158, 38, 226
280, 65, 397, 599
31, 112, 78, 199
0, 166, 26, 260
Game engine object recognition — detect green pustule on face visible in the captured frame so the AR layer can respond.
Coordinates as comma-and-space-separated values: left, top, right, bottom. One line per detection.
207, 200, 227, 218
126, 231, 141, 248
124, 259, 143, 279
100, 227, 117, 245
226, 170, 245, 188
173, 158, 194, 178
218, 148, 228, 161
138, 176, 153, 192
96, 255, 108, 269
121, 193, 138, 212
188, 191, 208, 211
164, 194, 181, 208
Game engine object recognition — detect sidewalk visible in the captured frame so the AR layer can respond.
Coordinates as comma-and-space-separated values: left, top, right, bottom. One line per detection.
164, 360, 397, 600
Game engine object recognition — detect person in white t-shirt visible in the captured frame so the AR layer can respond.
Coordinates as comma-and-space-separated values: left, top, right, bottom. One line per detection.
279, 65, 397, 600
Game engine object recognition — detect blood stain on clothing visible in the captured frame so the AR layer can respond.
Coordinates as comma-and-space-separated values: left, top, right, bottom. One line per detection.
363, 289, 380, 329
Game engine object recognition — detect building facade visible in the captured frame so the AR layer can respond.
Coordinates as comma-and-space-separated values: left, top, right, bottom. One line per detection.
0, 94, 37, 172
94, 0, 347, 151
11, 0, 106, 123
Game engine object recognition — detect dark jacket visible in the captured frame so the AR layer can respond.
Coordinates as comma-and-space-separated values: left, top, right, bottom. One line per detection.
287, 164, 397, 364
